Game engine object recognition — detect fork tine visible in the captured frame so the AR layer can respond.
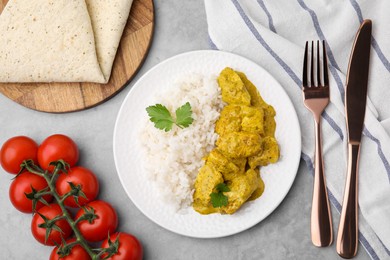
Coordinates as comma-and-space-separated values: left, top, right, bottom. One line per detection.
303, 41, 308, 87
310, 41, 314, 87
317, 40, 321, 86
323, 40, 329, 86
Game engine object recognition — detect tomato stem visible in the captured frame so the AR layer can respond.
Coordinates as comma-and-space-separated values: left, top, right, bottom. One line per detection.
59, 192, 73, 204
67, 240, 80, 248
35, 191, 53, 197
48, 214, 67, 223
22, 161, 45, 177
25, 160, 99, 259
49, 163, 62, 185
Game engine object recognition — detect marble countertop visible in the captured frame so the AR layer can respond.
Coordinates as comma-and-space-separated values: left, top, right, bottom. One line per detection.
0, 1, 369, 259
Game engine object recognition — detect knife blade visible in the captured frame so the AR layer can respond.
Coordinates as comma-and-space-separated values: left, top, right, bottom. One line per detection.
345, 20, 371, 143
336, 19, 371, 259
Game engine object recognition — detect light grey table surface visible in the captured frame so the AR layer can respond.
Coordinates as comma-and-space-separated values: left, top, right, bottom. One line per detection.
0, 1, 370, 259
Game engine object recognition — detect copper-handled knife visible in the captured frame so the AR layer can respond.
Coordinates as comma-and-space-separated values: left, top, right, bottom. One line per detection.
336, 19, 371, 259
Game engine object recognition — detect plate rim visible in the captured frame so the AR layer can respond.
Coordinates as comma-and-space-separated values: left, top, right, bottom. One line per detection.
113, 49, 302, 238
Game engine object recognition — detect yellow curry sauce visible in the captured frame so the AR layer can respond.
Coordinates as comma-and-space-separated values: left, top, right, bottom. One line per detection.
193, 67, 280, 215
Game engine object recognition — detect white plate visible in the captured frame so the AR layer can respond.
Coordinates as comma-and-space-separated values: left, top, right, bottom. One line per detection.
113, 50, 301, 238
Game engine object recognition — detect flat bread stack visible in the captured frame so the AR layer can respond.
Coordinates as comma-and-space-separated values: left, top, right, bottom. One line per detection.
0, 0, 133, 83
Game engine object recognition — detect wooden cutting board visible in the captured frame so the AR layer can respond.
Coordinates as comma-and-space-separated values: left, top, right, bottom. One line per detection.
0, 0, 154, 113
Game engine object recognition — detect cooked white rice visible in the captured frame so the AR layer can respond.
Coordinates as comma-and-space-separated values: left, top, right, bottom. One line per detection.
140, 74, 223, 212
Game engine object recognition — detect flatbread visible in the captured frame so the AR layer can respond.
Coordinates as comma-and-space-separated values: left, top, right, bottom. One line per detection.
85, 0, 134, 80
0, 0, 133, 83
0, 0, 105, 83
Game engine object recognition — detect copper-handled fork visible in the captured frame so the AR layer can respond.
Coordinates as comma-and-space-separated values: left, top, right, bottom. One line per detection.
302, 40, 333, 247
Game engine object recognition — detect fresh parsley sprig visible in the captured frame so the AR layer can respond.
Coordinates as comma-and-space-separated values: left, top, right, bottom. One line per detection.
146, 102, 194, 132
175, 102, 194, 128
210, 183, 230, 208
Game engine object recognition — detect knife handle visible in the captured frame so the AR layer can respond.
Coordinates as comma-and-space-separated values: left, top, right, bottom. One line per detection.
311, 120, 333, 247
337, 143, 360, 258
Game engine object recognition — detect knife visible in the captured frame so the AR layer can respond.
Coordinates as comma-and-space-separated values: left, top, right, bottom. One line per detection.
336, 19, 371, 259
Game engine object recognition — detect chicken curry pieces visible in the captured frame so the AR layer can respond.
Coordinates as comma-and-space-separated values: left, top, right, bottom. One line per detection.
193, 67, 279, 215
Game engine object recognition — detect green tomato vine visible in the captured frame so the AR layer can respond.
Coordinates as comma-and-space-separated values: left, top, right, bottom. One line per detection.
20, 159, 118, 260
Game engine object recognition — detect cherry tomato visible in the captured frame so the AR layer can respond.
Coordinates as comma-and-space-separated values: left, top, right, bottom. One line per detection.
38, 134, 79, 171
31, 204, 73, 246
50, 238, 91, 260
101, 232, 143, 260
56, 166, 99, 208
75, 200, 118, 242
9, 172, 53, 213
0, 136, 38, 174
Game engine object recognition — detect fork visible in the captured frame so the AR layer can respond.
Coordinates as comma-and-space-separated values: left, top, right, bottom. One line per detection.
302, 40, 333, 247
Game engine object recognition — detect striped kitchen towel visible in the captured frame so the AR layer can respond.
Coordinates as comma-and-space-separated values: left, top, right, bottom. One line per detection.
205, 0, 390, 259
